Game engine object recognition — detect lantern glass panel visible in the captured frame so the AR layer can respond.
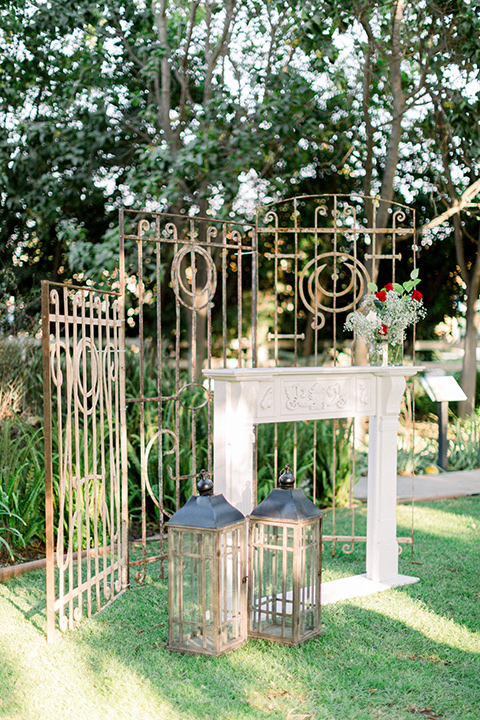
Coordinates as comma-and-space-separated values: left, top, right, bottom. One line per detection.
169, 528, 215, 653
220, 526, 246, 645
249, 518, 322, 645
167, 476, 247, 656
298, 522, 320, 638
250, 520, 295, 640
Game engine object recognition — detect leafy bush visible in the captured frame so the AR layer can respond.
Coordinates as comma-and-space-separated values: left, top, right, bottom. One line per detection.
0, 421, 45, 557
124, 345, 209, 521
0, 338, 43, 423
0, 492, 27, 558
255, 418, 354, 508
445, 411, 480, 471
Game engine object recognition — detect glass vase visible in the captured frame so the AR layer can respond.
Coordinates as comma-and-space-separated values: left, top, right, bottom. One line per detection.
368, 342, 387, 366
387, 342, 404, 366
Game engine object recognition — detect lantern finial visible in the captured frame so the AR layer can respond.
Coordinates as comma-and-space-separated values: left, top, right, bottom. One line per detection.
197, 469, 214, 496
279, 464, 295, 490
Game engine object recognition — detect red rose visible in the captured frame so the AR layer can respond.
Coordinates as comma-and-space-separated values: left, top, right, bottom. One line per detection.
375, 290, 387, 301
378, 324, 388, 336
411, 289, 423, 301
385, 283, 394, 292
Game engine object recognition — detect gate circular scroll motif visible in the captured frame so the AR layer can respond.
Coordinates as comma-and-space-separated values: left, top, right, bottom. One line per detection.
299, 252, 370, 330
178, 382, 211, 410
171, 244, 217, 310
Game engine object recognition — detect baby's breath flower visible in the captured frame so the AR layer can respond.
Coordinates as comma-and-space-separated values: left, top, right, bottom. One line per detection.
344, 271, 426, 347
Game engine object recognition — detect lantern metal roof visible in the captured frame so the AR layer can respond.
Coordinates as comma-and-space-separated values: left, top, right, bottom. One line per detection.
166, 470, 245, 529
249, 465, 324, 522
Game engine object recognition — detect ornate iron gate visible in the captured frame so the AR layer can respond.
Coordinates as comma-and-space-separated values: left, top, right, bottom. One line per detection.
255, 194, 417, 554
119, 209, 257, 581
44, 194, 418, 636
42, 281, 128, 641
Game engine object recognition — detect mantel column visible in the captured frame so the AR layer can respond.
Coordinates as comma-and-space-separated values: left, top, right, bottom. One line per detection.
212, 379, 257, 515
366, 372, 406, 583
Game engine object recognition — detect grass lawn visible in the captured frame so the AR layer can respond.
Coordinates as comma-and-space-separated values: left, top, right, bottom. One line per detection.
1, 497, 479, 720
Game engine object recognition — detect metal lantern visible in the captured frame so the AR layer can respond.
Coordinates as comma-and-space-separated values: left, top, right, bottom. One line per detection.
166, 470, 247, 656
248, 465, 324, 646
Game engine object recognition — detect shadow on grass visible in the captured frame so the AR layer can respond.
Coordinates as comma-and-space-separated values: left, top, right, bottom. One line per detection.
0, 497, 479, 719
69, 574, 480, 720
69, 497, 480, 719
396, 496, 480, 636
0, 566, 47, 635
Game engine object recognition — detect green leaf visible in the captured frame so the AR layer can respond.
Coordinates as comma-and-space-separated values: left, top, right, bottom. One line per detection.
410, 269, 419, 280
367, 282, 378, 292
392, 283, 403, 293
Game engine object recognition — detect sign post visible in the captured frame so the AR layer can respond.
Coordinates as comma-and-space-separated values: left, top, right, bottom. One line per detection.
420, 372, 467, 469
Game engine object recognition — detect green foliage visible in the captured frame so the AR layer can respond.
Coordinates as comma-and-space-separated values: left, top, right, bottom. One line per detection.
124, 346, 209, 521
0, 421, 45, 556
256, 418, 354, 508
0, 492, 26, 559
0, 338, 46, 556
0, 338, 44, 422
368, 269, 421, 296
445, 411, 480, 472
2, 0, 479, 355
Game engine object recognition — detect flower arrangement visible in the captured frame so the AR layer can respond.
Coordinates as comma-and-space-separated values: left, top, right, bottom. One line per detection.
344, 269, 426, 352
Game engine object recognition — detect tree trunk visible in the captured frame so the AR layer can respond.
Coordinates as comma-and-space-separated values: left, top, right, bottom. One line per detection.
459, 226, 480, 416
459, 291, 479, 417
431, 101, 480, 416
360, 0, 406, 285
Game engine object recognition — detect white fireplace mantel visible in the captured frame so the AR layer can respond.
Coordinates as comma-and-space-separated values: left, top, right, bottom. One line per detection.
203, 365, 423, 600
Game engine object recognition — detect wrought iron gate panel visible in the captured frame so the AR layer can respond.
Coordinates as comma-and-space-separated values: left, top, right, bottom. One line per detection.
255, 194, 417, 554
119, 210, 256, 580
42, 194, 419, 631
42, 281, 128, 641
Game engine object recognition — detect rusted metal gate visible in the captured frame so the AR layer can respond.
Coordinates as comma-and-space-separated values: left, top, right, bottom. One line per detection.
42, 281, 128, 641
254, 194, 417, 554
44, 194, 418, 636
119, 209, 257, 581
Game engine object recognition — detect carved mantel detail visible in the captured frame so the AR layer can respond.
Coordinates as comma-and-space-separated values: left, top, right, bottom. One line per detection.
283, 381, 348, 412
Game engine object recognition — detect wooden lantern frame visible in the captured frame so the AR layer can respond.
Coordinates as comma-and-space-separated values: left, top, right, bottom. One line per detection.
166, 472, 247, 657
248, 466, 324, 646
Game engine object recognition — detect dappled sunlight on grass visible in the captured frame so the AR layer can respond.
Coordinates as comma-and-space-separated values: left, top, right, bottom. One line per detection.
0, 637, 182, 720
1, 496, 480, 719
351, 591, 480, 655
406, 505, 480, 539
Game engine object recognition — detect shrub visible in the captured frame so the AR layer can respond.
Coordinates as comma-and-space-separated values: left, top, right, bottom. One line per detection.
0, 420, 45, 557
255, 418, 354, 508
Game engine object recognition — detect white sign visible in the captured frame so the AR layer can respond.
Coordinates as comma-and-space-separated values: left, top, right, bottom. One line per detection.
421, 375, 467, 403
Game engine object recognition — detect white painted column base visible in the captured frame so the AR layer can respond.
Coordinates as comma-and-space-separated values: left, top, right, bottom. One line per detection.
321, 573, 420, 605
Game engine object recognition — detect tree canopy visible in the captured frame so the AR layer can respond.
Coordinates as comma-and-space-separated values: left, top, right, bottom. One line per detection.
1, 1, 480, 387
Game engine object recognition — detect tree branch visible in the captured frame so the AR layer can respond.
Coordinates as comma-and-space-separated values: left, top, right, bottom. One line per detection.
376, 0, 406, 229
420, 178, 480, 231
203, 0, 237, 103
176, 0, 201, 129
362, 33, 374, 204
107, 1, 145, 70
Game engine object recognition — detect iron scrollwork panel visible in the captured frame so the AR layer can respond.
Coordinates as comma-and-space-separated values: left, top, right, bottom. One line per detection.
121, 210, 256, 582
43, 282, 128, 640
255, 194, 417, 556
